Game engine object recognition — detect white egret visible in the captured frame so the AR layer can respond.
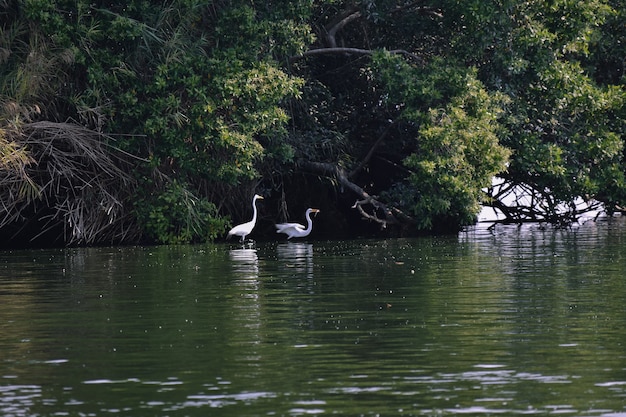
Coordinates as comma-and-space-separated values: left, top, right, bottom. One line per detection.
227, 194, 264, 242
275, 208, 320, 239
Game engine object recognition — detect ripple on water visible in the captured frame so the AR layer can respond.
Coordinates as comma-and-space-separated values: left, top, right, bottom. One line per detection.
174, 391, 277, 410
0, 384, 42, 416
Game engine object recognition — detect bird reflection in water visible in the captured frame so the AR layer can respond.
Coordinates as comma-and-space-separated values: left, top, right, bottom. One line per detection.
229, 248, 258, 265
276, 242, 314, 278
229, 248, 259, 298
228, 248, 262, 348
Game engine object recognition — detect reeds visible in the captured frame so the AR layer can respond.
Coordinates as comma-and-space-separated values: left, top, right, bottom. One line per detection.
0, 121, 141, 245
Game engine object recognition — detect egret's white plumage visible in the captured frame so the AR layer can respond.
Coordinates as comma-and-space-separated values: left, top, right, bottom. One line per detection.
275, 208, 320, 239
227, 194, 263, 242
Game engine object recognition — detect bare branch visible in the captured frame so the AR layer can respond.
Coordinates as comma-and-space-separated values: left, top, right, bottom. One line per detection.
291, 47, 423, 64
301, 160, 414, 228
390, 2, 443, 19
325, 9, 361, 48
482, 178, 603, 227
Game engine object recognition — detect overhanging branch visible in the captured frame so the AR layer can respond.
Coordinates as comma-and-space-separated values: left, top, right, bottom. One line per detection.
482, 178, 605, 226
325, 9, 361, 48
291, 47, 423, 64
301, 160, 414, 228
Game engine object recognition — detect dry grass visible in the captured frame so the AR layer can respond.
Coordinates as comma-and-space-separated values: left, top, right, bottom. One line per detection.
0, 121, 141, 245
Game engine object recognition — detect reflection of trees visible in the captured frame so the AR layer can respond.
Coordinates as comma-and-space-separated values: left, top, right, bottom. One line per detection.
3, 226, 626, 414
453, 221, 626, 375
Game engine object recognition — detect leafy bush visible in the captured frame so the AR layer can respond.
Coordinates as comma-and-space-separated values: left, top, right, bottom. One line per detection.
374, 53, 510, 229
134, 179, 229, 244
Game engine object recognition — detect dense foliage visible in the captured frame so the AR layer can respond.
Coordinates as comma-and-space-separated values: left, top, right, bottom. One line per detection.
1, 0, 624, 245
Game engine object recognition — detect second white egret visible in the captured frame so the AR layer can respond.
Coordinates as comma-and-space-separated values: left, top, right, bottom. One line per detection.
275, 208, 320, 239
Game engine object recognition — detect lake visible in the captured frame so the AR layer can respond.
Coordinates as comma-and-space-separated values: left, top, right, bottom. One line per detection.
1, 217, 626, 416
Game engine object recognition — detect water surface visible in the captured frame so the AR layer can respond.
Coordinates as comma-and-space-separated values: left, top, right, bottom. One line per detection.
2, 218, 626, 416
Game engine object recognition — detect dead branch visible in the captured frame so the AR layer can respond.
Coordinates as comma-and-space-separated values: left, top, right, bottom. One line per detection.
292, 3, 431, 64
482, 179, 603, 226
301, 160, 414, 228
325, 8, 361, 48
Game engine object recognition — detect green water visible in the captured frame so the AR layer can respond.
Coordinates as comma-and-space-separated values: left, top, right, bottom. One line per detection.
1, 218, 626, 416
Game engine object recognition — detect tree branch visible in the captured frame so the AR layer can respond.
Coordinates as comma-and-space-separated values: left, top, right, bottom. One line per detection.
291, 47, 423, 64
325, 9, 361, 48
301, 160, 414, 228
482, 179, 603, 227
390, 2, 443, 19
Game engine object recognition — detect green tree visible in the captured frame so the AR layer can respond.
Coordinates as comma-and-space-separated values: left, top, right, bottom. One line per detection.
379, 60, 510, 229
0, 0, 313, 244
280, 0, 624, 231
90, 1, 311, 243
456, 0, 626, 221
280, 1, 512, 233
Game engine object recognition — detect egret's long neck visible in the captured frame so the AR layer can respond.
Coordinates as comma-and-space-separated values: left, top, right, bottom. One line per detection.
305, 210, 314, 233
251, 197, 259, 223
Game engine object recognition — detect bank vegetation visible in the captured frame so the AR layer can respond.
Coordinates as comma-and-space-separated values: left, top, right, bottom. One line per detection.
1, 0, 624, 246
